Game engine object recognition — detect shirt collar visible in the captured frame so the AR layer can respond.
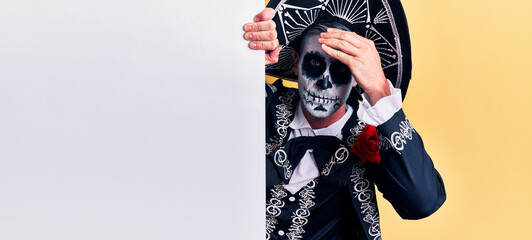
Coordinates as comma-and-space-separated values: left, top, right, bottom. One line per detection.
289, 101, 353, 138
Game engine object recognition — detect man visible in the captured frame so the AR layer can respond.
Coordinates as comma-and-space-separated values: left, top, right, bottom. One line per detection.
244, 3, 445, 239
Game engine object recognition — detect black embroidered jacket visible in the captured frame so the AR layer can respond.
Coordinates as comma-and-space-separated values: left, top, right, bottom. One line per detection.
265, 80, 446, 240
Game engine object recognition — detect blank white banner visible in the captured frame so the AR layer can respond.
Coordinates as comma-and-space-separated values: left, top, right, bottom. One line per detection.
0, 1, 264, 239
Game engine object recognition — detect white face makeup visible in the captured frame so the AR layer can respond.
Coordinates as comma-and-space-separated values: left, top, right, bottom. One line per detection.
297, 32, 355, 119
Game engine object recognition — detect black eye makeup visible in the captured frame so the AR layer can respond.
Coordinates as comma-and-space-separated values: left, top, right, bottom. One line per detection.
330, 61, 352, 85
301, 51, 326, 79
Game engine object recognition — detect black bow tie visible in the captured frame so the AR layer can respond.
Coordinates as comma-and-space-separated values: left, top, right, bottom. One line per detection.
285, 136, 342, 166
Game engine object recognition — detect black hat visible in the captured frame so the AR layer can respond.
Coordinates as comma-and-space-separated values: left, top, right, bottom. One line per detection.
265, 0, 412, 101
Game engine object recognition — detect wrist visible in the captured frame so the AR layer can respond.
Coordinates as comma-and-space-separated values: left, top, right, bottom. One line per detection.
365, 81, 391, 106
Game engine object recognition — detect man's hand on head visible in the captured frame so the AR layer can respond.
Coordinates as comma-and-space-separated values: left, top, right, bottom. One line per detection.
318, 28, 391, 106
243, 8, 282, 65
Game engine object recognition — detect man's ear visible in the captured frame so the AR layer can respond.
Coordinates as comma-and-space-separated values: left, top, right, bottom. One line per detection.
293, 51, 298, 76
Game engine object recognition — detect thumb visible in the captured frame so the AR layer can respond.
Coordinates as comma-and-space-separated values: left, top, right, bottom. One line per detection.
265, 46, 282, 65
270, 45, 282, 60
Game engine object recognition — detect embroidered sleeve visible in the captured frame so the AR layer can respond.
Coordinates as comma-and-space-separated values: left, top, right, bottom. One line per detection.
373, 109, 446, 219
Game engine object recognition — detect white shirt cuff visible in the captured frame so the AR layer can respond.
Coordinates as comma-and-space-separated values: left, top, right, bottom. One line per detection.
356, 80, 402, 126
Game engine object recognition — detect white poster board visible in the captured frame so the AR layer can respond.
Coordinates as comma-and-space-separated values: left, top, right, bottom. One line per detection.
0, 1, 264, 239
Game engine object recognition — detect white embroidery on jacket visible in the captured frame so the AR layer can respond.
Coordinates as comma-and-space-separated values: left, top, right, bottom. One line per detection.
266, 136, 280, 156
390, 117, 415, 151
276, 91, 296, 139
266, 185, 288, 240
321, 146, 349, 176
378, 132, 394, 152
347, 120, 367, 149
350, 167, 381, 240
286, 180, 317, 240
274, 148, 292, 180
267, 90, 296, 155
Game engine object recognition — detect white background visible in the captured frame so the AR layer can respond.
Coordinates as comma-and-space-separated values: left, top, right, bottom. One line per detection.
0, 0, 264, 239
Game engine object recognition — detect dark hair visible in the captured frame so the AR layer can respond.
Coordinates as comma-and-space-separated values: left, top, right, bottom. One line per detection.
291, 18, 351, 54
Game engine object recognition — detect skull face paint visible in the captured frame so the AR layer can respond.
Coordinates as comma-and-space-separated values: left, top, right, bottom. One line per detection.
297, 33, 355, 119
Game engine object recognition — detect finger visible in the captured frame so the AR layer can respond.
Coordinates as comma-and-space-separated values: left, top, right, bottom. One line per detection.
319, 28, 365, 47
244, 30, 277, 41
254, 8, 276, 22
321, 44, 355, 66
249, 39, 279, 51
325, 27, 363, 39
318, 37, 359, 57
243, 20, 276, 32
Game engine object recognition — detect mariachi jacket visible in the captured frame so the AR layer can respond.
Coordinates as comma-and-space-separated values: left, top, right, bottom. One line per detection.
265, 80, 446, 240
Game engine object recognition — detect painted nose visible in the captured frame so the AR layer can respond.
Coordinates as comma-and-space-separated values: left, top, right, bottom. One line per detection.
316, 75, 332, 89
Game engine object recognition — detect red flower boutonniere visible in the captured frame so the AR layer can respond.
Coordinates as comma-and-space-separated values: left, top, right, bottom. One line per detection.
350, 124, 381, 165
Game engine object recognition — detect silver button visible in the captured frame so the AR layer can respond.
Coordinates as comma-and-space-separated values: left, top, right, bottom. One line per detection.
289, 196, 296, 202
278, 230, 285, 236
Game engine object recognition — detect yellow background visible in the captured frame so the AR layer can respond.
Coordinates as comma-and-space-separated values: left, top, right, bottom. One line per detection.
266, 0, 532, 238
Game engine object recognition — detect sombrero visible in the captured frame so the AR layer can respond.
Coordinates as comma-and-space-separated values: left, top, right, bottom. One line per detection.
265, 0, 412, 101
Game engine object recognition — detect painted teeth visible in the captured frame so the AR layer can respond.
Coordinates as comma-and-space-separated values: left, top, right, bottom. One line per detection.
305, 91, 338, 105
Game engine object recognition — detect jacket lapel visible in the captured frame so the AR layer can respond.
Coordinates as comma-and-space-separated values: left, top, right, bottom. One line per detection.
266, 87, 299, 187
